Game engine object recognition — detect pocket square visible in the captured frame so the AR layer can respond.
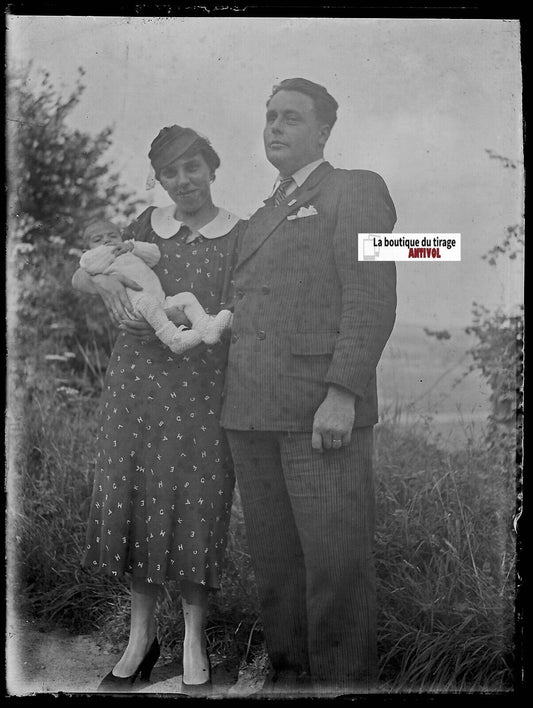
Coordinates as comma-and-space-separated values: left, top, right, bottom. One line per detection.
287, 205, 318, 221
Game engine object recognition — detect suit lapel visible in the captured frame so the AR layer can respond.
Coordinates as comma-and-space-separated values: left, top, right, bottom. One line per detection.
236, 162, 334, 268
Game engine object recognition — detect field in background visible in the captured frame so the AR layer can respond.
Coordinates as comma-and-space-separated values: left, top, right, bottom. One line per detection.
378, 322, 491, 448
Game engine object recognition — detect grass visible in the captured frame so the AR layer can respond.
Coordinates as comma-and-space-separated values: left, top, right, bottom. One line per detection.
8, 371, 517, 692
373, 422, 516, 691
9, 380, 123, 631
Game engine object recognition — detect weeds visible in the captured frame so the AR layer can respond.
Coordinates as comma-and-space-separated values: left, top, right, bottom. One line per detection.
10, 378, 516, 692
374, 422, 515, 691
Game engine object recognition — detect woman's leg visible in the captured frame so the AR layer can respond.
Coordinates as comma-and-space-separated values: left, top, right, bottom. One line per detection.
112, 578, 161, 677
181, 579, 210, 684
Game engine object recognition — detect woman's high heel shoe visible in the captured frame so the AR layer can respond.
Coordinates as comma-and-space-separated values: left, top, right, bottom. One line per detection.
97, 637, 160, 692
181, 653, 212, 695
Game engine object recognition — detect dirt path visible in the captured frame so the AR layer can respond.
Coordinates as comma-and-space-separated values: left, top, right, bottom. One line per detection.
6, 614, 263, 697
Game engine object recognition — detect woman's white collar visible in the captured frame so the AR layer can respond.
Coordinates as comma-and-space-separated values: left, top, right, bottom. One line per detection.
150, 205, 240, 239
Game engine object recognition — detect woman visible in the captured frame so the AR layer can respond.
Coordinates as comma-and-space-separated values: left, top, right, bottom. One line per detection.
73, 125, 242, 693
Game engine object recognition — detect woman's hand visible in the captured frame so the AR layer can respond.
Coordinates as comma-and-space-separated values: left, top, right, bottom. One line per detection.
118, 315, 155, 339
92, 273, 141, 326
119, 306, 191, 340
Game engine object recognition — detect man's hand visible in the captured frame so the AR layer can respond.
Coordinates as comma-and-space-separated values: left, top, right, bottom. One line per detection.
92, 273, 141, 326
311, 385, 356, 453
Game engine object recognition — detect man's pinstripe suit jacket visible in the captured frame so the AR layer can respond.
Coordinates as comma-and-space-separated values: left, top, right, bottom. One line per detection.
220, 161, 397, 432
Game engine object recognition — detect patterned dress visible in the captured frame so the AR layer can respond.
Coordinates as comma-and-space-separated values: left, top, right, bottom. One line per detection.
82, 205, 241, 588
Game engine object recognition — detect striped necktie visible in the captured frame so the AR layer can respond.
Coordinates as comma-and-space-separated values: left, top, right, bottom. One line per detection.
272, 177, 294, 207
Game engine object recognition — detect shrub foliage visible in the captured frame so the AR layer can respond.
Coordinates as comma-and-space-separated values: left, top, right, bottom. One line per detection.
8, 62, 142, 391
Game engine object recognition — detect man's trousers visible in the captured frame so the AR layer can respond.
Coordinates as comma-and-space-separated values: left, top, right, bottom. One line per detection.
225, 427, 377, 691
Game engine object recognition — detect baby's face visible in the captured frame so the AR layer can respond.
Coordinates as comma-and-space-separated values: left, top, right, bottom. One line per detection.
86, 221, 122, 248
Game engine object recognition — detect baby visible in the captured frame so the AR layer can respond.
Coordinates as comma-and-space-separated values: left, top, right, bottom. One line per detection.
79, 219, 233, 354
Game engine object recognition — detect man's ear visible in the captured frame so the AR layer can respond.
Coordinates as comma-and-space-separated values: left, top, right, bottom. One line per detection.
319, 124, 332, 148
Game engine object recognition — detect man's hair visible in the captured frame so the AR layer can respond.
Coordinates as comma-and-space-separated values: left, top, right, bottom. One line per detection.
269, 78, 339, 128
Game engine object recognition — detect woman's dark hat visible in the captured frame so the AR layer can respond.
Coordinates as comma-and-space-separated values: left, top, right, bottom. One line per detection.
148, 125, 200, 174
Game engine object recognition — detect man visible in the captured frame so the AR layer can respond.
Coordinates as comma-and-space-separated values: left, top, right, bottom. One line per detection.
221, 78, 397, 696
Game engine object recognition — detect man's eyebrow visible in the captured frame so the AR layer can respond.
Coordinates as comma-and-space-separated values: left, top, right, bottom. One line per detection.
266, 109, 302, 118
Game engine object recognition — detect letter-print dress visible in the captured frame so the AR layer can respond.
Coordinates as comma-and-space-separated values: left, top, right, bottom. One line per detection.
82, 205, 241, 588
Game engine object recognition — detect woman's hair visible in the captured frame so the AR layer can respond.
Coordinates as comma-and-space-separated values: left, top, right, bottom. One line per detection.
179, 137, 221, 177
149, 125, 221, 181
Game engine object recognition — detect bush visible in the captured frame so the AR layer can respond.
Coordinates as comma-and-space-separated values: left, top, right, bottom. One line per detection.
8, 62, 142, 394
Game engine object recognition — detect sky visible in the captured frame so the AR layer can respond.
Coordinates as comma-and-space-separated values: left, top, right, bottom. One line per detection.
7, 16, 524, 330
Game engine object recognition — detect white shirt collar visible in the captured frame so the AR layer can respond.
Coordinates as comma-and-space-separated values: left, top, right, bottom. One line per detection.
270, 157, 325, 196
150, 205, 240, 240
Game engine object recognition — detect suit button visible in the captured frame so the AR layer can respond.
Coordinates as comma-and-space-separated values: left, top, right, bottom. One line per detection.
261, 285, 271, 294
257, 330, 266, 340
231, 333, 239, 343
